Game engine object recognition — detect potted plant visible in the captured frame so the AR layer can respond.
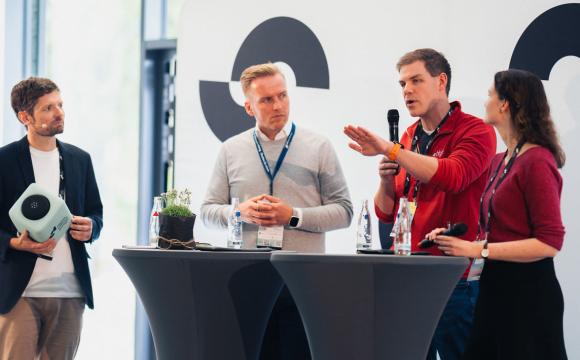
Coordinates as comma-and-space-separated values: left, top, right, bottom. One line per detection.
157, 189, 196, 250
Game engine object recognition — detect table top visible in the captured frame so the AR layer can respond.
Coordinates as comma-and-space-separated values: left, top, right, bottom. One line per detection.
271, 252, 470, 266
113, 248, 470, 265
113, 247, 277, 260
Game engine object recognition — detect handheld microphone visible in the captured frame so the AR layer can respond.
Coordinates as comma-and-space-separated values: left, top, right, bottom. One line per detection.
418, 222, 468, 249
387, 109, 399, 142
387, 109, 401, 174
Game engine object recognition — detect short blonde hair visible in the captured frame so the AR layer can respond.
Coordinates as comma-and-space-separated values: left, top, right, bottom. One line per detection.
240, 63, 285, 96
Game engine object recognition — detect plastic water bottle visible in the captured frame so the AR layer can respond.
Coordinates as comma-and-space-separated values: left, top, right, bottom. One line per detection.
394, 198, 412, 256
227, 197, 243, 249
149, 196, 164, 247
356, 199, 372, 251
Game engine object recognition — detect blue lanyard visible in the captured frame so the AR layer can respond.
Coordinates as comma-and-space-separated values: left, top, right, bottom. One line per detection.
253, 123, 296, 195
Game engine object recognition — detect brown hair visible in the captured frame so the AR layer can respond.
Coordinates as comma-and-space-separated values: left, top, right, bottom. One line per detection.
11, 77, 59, 117
494, 69, 565, 168
240, 63, 284, 96
397, 48, 452, 95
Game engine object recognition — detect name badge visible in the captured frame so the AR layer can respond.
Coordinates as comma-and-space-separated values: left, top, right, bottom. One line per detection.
409, 200, 417, 223
467, 240, 486, 281
257, 225, 284, 249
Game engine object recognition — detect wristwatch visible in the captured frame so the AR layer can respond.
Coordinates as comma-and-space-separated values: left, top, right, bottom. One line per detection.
480, 240, 489, 259
288, 215, 300, 228
288, 208, 300, 228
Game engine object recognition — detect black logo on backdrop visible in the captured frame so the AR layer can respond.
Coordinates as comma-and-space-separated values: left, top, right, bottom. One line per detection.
199, 17, 329, 142
510, 3, 580, 79
199, 6, 579, 141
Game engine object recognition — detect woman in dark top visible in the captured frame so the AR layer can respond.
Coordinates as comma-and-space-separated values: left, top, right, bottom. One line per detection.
427, 69, 567, 360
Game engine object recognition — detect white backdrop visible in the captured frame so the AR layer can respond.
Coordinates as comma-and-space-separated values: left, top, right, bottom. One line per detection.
175, 0, 580, 356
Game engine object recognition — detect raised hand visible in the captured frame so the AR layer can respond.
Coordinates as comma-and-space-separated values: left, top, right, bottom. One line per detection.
343, 125, 390, 156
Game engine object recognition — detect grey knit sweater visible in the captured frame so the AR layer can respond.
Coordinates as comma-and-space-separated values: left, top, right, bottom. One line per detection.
201, 125, 352, 253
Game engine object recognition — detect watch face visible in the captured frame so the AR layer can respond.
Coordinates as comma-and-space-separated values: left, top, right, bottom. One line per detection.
481, 249, 489, 258
289, 216, 299, 227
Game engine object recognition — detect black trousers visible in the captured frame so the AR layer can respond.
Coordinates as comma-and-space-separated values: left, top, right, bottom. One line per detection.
260, 286, 312, 360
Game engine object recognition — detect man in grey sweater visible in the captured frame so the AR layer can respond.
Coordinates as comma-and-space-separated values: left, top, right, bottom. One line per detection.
201, 63, 352, 359
201, 63, 352, 252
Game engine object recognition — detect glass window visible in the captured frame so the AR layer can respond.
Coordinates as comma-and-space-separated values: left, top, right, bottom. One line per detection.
44, 1, 141, 358
166, 0, 186, 38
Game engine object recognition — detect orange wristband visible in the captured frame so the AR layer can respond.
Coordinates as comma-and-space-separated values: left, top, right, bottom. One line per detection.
387, 143, 402, 161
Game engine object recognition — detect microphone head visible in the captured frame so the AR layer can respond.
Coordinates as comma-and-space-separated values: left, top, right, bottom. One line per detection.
387, 109, 399, 125
444, 222, 468, 237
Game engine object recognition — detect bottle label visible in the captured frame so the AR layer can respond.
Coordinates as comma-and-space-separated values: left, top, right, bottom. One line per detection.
227, 214, 243, 248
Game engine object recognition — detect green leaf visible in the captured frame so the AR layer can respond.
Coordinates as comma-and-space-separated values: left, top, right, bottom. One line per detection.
161, 205, 193, 217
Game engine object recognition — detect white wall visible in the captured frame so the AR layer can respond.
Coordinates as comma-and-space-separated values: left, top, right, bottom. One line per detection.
175, 0, 580, 357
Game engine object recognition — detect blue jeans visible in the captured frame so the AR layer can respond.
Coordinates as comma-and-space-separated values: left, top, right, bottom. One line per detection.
426, 279, 479, 360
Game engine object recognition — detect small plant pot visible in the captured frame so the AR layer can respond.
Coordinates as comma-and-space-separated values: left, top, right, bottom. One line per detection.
158, 213, 196, 250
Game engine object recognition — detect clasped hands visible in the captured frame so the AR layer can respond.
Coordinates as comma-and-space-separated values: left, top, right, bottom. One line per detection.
239, 194, 293, 226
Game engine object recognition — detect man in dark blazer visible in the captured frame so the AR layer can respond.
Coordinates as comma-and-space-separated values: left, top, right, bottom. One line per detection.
0, 77, 103, 359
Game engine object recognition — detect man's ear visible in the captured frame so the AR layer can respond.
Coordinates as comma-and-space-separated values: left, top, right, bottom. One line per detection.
439, 73, 448, 93
17, 111, 30, 126
244, 100, 254, 117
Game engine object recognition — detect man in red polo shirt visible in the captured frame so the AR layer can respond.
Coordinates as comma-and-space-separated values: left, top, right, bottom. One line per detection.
344, 48, 496, 360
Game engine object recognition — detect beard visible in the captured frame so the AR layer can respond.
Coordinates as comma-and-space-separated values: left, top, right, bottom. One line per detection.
30, 116, 64, 137
44, 126, 64, 136
33, 123, 64, 137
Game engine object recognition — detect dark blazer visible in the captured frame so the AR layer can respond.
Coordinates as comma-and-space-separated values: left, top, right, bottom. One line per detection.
0, 136, 103, 314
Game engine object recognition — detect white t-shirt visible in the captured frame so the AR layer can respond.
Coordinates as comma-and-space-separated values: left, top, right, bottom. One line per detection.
22, 146, 83, 298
